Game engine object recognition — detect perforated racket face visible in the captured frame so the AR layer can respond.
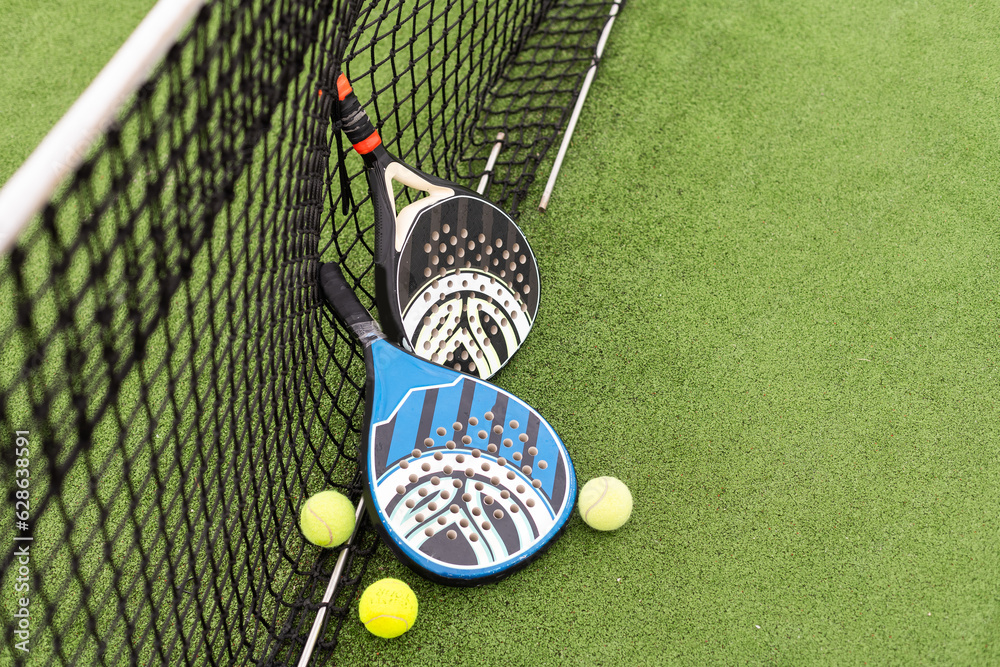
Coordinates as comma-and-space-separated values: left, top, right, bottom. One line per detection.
396, 195, 540, 379
365, 340, 574, 584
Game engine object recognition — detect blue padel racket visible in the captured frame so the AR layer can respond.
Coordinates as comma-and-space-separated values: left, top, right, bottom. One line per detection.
335, 74, 540, 380
319, 262, 575, 586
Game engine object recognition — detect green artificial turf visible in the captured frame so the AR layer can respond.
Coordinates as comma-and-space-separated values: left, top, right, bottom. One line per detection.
0, 0, 157, 183
3, 0, 998, 665
336, 0, 1000, 664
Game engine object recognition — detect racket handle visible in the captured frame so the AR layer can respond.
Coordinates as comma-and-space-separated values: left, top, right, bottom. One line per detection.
319, 263, 384, 343
336, 74, 382, 156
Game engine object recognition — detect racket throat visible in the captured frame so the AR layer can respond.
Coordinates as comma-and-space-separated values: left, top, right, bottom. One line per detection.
382, 162, 454, 252
354, 322, 386, 345
373, 258, 406, 346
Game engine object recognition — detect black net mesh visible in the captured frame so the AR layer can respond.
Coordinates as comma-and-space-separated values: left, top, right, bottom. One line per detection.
0, 0, 621, 663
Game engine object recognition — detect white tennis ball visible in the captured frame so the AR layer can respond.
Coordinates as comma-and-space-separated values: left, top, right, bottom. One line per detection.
578, 476, 632, 531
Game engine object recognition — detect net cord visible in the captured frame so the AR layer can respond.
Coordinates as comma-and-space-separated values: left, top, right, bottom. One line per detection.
0, 0, 208, 253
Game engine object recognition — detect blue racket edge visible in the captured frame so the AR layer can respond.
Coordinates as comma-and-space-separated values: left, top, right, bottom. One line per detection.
365, 342, 576, 585
319, 262, 576, 586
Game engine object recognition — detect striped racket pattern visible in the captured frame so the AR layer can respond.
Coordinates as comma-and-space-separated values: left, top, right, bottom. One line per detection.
367, 372, 572, 579
320, 260, 573, 584
336, 73, 539, 380
397, 195, 539, 378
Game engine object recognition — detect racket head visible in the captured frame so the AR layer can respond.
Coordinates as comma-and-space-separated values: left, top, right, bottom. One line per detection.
361, 338, 574, 586
335, 73, 539, 379
394, 194, 540, 379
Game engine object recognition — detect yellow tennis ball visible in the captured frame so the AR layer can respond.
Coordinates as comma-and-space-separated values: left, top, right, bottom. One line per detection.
358, 578, 418, 639
299, 490, 355, 548
578, 476, 633, 531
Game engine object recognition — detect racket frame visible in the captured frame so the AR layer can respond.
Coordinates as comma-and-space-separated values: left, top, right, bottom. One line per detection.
336, 75, 539, 378
320, 262, 575, 587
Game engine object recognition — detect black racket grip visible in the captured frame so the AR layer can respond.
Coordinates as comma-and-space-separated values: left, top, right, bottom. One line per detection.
336, 74, 379, 151
319, 263, 382, 342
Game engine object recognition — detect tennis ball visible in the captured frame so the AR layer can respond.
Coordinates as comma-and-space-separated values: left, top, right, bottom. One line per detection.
358, 578, 419, 638
299, 490, 355, 548
578, 476, 633, 531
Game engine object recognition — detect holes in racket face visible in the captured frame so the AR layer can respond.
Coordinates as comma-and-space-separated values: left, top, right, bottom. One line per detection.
383, 429, 550, 562
404, 274, 529, 377
397, 196, 540, 379
368, 376, 573, 578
